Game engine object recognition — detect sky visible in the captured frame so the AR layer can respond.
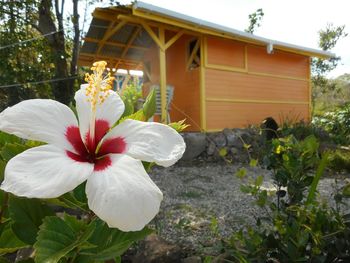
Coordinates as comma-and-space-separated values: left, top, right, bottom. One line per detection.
85, 0, 350, 78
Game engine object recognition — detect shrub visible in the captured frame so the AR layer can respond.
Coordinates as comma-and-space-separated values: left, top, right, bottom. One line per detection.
313, 103, 350, 145
207, 136, 350, 262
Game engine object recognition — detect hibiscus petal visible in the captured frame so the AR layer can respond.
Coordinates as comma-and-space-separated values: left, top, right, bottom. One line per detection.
74, 84, 125, 144
0, 99, 78, 151
86, 154, 163, 231
103, 120, 186, 167
0, 145, 93, 198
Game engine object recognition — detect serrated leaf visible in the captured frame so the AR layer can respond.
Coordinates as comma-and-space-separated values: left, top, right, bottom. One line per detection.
9, 196, 54, 245
34, 216, 96, 263
58, 192, 88, 211
77, 219, 153, 261
0, 223, 27, 255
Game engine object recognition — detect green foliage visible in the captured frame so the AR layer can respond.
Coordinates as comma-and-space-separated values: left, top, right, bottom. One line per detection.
313, 103, 350, 144
34, 215, 96, 263
0, 130, 154, 261
0, 1, 55, 110
120, 83, 143, 117
264, 135, 320, 205
9, 196, 54, 245
328, 149, 350, 172
311, 24, 347, 100
245, 8, 264, 34
210, 135, 350, 262
313, 73, 350, 114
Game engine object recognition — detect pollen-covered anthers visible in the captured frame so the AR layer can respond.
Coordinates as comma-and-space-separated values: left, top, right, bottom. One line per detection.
84, 61, 115, 109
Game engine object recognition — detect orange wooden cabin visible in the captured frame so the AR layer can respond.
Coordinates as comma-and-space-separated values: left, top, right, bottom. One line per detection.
78, 2, 333, 132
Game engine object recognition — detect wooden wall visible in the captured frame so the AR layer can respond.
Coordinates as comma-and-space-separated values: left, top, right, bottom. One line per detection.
204, 36, 310, 131
166, 35, 200, 131
142, 34, 200, 131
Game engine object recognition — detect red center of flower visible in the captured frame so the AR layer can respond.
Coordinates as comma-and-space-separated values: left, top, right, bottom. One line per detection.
65, 119, 126, 171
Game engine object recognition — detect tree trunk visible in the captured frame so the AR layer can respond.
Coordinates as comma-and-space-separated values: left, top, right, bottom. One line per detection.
70, 0, 80, 90
38, 0, 74, 105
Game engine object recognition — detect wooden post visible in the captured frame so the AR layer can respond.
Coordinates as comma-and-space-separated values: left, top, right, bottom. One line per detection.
158, 27, 167, 123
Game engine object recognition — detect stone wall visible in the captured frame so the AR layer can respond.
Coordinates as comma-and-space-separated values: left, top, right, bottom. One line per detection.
180, 128, 263, 163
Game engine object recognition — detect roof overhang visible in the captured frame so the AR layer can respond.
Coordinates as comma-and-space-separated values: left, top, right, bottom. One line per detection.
78, 1, 334, 69
133, 1, 334, 59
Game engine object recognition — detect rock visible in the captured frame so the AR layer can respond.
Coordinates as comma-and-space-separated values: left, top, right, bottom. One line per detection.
206, 141, 216, 155
183, 256, 202, 263
182, 133, 207, 160
223, 128, 241, 147
208, 132, 226, 148
132, 234, 182, 263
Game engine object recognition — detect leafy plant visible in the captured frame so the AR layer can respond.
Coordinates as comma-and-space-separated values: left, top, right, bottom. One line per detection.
313, 103, 350, 145
212, 135, 350, 262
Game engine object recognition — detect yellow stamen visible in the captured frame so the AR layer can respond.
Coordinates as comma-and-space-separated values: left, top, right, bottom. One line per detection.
82, 61, 115, 148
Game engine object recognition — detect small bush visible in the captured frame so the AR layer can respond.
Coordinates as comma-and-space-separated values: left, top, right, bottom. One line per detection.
328, 149, 350, 173
313, 103, 350, 145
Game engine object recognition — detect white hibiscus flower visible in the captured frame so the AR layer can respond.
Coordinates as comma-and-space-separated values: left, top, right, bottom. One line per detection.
0, 61, 185, 232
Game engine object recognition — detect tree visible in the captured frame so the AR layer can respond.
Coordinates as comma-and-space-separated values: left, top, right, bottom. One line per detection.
0, 0, 81, 108
245, 8, 264, 34
311, 23, 347, 94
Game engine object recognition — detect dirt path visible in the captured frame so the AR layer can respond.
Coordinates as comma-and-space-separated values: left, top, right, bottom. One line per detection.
149, 163, 350, 252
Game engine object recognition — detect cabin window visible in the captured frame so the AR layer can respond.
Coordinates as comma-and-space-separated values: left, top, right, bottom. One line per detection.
187, 39, 200, 70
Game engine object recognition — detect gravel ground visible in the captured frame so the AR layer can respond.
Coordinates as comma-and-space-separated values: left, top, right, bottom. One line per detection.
149, 162, 350, 252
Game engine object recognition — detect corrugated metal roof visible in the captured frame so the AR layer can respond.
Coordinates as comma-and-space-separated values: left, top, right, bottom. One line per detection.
78, 1, 334, 69
134, 1, 334, 59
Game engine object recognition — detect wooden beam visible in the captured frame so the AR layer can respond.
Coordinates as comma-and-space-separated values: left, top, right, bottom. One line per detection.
80, 52, 141, 64
141, 22, 164, 50
83, 37, 148, 51
199, 36, 207, 131
186, 39, 200, 70
164, 29, 184, 50
114, 26, 142, 69
158, 27, 167, 123
96, 20, 127, 56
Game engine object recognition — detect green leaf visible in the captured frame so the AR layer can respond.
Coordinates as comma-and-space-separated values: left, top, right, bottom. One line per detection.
219, 147, 227, 157
0, 257, 11, 263
306, 153, 329, 205
77, 219, 153, 262
255, 175, 264, 187
168, 119, 190, 132
142, 88, 156, 119
0, 223, 27, 255
0, 131, 22, 146
34, 216, 96, 263
249, 158, 258, 167
342, 183, 350, 197
0, 143, 29, 161
9, 196, 54, 245
121, 99, 134, 118
0, 160, 6, 182
235, 168, 247, 179
58, 192, 88, 211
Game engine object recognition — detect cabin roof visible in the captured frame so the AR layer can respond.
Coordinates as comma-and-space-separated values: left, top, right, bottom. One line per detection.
79, 1, 334, 69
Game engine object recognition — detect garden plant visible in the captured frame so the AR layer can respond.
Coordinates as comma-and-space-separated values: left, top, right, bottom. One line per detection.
0, 61, 186, 262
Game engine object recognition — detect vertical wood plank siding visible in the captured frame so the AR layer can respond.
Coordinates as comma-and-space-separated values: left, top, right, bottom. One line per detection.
166, 35, 200, 131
